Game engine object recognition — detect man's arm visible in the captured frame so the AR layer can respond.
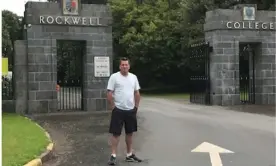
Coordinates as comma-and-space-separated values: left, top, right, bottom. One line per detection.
134, 90, 140, 108
107, 75, 115, 110
107, 90, 115, 109
134, 76, 141, 108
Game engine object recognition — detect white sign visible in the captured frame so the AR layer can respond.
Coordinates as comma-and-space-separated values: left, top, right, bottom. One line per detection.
39, 16, 102, 26
94, 57, 110, 77
191, 142, 234, 166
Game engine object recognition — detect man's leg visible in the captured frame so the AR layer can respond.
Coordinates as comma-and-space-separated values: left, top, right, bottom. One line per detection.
125, 133, 133, 154
108, 108, 123, 165
110, 134, 120, 155
124, 110, 142, 162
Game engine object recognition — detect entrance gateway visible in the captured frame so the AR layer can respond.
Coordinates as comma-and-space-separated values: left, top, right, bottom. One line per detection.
190, 4, 275, 106
56, 40, 85, 110
14, 0, 113, 114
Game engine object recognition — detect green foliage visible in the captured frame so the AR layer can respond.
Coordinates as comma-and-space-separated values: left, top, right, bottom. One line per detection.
2, 10, 23, 70
109, 0, 193, 87
2, 22, 12, 58
2, 76, 13, 100
108, 0, 274, 89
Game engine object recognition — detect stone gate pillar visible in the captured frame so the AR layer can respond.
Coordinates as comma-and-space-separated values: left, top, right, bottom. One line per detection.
204, 4, 276, 105
19, 1, 113, 113
14, 40, 28, 114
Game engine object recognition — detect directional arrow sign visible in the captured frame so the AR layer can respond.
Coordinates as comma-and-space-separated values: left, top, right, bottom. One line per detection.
191, 142, 234, 166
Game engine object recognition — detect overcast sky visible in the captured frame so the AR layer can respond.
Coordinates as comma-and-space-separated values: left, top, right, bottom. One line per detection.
1, 0, 47, 16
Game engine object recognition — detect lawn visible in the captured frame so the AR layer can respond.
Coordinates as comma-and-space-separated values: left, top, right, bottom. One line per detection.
142, 93, 190, 100
2, 113, 50, 166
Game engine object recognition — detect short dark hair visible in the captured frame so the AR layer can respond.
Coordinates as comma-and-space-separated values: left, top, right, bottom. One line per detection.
120, 57, 129, 61
119, 57, 130, 64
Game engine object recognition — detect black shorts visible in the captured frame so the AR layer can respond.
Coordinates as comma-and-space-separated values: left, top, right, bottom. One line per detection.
109, 107, 137, 136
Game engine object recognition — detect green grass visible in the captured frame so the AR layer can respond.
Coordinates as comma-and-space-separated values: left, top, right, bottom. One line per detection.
142, 93, 190, 100
2, 113, 50, 166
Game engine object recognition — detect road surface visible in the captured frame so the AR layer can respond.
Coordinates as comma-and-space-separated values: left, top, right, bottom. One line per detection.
32, 97, 275, 166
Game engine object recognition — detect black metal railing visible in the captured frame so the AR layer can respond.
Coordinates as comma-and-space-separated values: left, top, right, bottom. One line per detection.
2, 76, 13, 100
56, 40, 84, 110
57, 80, 82, 110
239, 44, 255, 104
189, 41, 211, 105
240, 75, 255, 103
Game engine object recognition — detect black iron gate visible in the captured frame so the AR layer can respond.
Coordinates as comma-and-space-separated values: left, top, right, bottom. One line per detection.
189, 41, 212, 105
239, 44, 255, 104
56, 40, 85, 110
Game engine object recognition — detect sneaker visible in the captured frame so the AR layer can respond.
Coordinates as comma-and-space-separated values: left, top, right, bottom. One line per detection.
108, 155, 117, 165
125, 154, 142, 162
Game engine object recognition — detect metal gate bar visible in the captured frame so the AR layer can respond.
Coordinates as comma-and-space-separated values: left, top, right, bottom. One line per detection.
57, 40, 84, 110
189, 41, 212, 105
239, 44, 255, 104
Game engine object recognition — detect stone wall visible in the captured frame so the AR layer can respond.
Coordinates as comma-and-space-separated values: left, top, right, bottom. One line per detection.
14, 40, 28, 114
14, 2, 113, 114
204, 5, 275, 106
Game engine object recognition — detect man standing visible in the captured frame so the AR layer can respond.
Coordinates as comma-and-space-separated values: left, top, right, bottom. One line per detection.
106, 57, 142, 165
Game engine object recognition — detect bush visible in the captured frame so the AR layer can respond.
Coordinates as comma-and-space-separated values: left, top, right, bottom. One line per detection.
2, 76, 13, 100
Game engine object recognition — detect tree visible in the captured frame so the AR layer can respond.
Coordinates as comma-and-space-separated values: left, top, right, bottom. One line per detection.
2, 10, 23, 70
2, 18, 12, 57
108, 0, 194, 87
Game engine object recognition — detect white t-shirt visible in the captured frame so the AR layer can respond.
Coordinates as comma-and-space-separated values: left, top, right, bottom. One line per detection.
107, 72, 140, 110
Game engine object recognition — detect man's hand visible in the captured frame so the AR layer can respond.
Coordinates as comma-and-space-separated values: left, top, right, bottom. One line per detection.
134, 106, 138, 113
111, 105, 115, 111
134, 90, 140, 111
107, 90, 115, 111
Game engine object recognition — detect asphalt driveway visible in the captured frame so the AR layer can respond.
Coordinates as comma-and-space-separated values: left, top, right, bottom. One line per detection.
31, 97, 275, 166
